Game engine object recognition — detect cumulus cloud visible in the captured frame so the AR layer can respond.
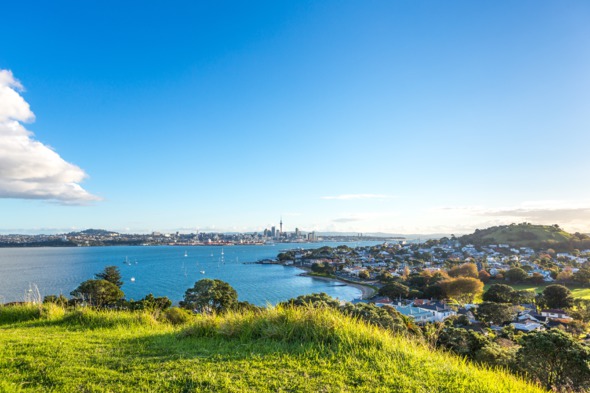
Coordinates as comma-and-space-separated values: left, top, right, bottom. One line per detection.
321, 194, 392, 200
0, 70, 99, 204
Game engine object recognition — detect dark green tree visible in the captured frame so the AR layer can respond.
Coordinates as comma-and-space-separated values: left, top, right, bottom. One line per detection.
482, 284, 514, 303
515, 329, 590, 391
340, 303, 419, 335
475, 302, 516, 325
378, 282, 410, 299
436, 326, 489, 359
95, 265, 123, 288
130, 293, 172, 312
43, 294, 68, 307
503, 267, 528, 283
279, 292, 340, 309
70, 279, 124, 307
542, 284, 574, 309
510, 289, 536, 305
573, 268, 590, 284
179, 279, 238, 313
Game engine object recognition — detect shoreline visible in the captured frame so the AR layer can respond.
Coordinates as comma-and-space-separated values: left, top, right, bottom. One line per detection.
296, 267, 376, 300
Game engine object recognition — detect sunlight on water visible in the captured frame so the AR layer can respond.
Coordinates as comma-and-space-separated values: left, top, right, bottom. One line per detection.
0, 242, 380, 305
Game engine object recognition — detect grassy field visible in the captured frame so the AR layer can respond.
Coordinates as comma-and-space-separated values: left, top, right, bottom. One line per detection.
484, 281, 590, 299
0, 304, 545, 393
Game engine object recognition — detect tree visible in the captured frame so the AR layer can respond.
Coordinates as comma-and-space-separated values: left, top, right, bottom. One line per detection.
573, 268, 590, 285
542, 284, 574, 309
95, 265, 123, 288
70, 279, 124, 307
503, 267, 528, 283
180, 279, 238, 313
378, 282, 410, 299
436, 326, 489, 359
478, 270, 491, 283
43, 294, 68, 307
358, 270, 370, 280
482, 284, 514, 303
515, 329, 590, 391
475, 302, 516, 325
280, 292, 340, 309
130, 293, 172, 312
423, 284, 444, 299
448, 263, 478, 278
556, 268, 574, 282
510, 289, 535, 305
439, 277, 484, 304
340, 303, 419, 335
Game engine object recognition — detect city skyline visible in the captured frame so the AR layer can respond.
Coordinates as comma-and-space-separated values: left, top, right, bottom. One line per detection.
1, 1, 590, 235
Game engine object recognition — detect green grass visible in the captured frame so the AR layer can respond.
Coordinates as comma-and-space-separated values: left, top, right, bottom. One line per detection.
0, 304, 545, 392
484, 281, 590, 299
571, 287, 590, 300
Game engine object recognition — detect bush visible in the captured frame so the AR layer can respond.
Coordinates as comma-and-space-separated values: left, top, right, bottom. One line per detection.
163, 307, 193, 325
0, 305, 41, 325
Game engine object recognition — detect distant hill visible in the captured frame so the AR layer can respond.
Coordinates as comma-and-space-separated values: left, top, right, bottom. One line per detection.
74, 228, 120, 236
459, 223, 590, 250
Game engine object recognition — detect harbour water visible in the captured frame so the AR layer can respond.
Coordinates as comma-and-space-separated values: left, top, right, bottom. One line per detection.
0, 242, 381, 305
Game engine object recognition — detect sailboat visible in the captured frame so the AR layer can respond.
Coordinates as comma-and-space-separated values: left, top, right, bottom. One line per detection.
184, 251, 188, 257
200, 270, 205, 274
123, 256, 131, 266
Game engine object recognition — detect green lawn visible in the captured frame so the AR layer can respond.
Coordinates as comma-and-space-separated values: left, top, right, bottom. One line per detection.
0, 305, 545, 393
484, 281, 590, 299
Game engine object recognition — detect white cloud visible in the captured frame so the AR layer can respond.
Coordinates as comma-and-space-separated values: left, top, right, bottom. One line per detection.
0, 70, 100, 204
321, 194, 392, 200
431, 201, 590, 233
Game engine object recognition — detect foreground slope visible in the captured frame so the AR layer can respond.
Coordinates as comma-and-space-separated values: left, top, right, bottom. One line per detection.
0, 306, 544, 393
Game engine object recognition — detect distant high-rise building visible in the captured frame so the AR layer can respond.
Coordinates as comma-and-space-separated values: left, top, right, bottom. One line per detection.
295, 227, 300, 238
271, 226, 276, 238
280, 217, 283, 235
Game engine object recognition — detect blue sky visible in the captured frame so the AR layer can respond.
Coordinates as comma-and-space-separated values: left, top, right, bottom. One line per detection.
1, 1, 589, 235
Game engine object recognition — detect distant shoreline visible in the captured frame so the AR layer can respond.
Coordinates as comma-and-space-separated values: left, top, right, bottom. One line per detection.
296, 268, 376, 299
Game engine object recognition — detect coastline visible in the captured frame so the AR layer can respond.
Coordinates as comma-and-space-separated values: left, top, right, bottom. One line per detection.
296, 267, 376, 300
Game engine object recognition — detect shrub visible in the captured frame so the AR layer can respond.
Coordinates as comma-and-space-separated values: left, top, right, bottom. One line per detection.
163, 307, 193, 325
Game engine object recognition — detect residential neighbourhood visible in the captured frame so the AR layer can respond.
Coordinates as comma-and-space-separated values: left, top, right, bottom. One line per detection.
274, 236, 590, 336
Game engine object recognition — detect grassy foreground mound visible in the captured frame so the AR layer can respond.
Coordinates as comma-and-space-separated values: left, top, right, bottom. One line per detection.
0, 305, 544, 393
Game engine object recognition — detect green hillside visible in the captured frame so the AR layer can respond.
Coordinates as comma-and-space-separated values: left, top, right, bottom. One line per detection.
0, 305, 544, 393
459, 223, 585, 249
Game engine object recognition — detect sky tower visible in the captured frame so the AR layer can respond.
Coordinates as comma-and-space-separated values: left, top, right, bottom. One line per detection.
280, 217, 283, 235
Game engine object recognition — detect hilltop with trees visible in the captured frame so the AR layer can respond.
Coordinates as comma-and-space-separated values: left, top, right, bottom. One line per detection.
459, 222, 590, 251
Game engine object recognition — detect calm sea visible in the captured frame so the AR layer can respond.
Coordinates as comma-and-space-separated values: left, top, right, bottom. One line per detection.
0, 242, 380, 305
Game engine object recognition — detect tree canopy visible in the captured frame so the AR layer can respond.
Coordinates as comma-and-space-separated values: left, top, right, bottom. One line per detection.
516, 329, 590, 391
482, 284, 515, 303
438, 277, 484, 304
503, 267, 528, 283
475, 302, 516, 325
542, 284, 574, 309
95, 265, 124, 288
448, 263, 478, 279
378, 282, 410, 300
180, 279, 238, 314
70, 279, 124, 307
